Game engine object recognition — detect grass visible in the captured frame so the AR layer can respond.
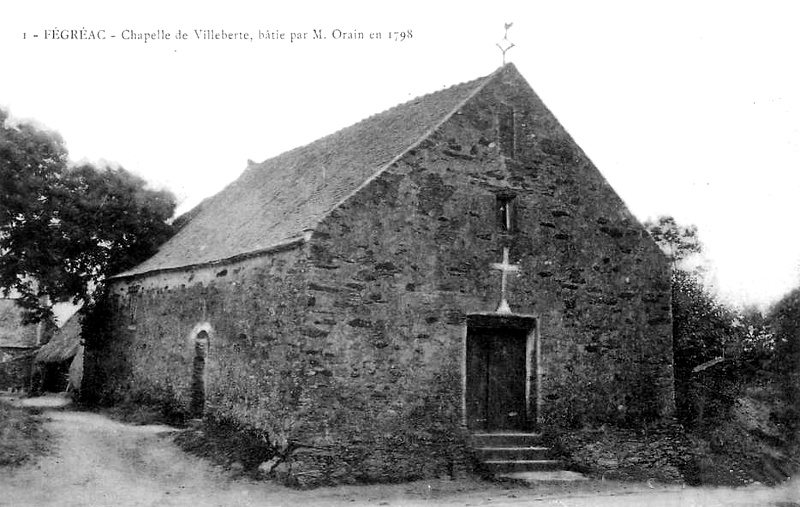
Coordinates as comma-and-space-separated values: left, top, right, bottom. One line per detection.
96, 398, 276, 478
0, 397, 50, 468
173, 416, 276, 477
97, 400, 188, 428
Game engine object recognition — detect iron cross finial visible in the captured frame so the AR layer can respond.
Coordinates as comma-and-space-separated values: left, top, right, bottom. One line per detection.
496, 22, 515, 65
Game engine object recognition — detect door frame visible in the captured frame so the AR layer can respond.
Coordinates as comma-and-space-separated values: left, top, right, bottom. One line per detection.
462, 312, 540, 431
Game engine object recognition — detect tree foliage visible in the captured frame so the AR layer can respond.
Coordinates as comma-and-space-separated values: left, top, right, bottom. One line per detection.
646, 216, 738, 425
0, 108, 176, 322
770, 288, 800, 370
671, 269, 734, 369
644, 215, 702, 269
646, 215, 790, 430
767, 287, 800, 440
645, 217, 728, 364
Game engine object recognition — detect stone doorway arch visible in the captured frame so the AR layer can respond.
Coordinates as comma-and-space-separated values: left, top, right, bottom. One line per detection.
190, 329, 209, 418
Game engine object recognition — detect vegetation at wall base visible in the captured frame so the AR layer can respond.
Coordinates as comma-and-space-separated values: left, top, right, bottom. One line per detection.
641, 216, 800, 486
173, 415, 277, 478
98, 386, 191, 428
94, 391, 277, 478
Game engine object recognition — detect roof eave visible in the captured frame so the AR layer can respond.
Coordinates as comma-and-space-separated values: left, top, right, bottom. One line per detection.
108, 234, 308, 283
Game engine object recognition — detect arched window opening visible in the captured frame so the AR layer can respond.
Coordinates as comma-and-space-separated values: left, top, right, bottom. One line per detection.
190, 330, 209, 418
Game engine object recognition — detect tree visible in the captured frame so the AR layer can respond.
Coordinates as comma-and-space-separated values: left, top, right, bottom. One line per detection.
671, 269, 734, 369
736, 305, 775, 361
0, 108, 176, 322
645, 216, 737, 425
767, 287, 800, 441
645, 216, 732, 364
57, 164, 176, 284
771, 288, 800, 370
643, 215, 701, 269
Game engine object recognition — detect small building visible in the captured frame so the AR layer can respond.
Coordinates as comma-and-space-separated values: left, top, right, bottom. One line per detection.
86, 64, 675, 485
33, 313, 82, 393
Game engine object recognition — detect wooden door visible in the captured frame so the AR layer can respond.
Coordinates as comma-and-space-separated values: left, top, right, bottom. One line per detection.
466, 327, 528, 431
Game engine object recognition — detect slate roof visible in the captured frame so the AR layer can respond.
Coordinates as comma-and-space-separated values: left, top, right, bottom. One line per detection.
116, 66, 507, 278
0, 299, 38, 348
35, 313, 80, 363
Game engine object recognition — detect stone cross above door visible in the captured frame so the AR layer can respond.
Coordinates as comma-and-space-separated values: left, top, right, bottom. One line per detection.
491, 247, 519, 314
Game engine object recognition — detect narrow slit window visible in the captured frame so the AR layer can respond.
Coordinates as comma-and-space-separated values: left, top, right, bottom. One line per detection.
498, 104, 515, 158
497, 194, 517, 232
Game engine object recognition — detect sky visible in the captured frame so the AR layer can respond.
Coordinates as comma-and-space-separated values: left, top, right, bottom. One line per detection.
1, 0, 799, 310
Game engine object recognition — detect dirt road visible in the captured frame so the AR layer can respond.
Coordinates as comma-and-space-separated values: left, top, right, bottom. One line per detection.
1, 397, 798, 507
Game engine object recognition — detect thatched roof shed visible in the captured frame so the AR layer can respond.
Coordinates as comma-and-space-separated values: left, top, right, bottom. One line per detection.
33, 313, 83, 392
34, 313, 80, 364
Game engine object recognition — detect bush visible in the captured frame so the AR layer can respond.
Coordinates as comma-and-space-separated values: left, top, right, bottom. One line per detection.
174, 415, 276, 476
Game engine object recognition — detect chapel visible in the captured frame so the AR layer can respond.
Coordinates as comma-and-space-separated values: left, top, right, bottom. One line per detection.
86, 63, 675, 485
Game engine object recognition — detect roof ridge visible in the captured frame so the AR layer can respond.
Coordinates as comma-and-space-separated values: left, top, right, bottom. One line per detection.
313, 67, 504, 228
247, 68, 503, 173
343, 70, 501, 132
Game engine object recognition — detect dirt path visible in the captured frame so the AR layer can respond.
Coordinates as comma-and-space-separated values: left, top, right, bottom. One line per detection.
1, 397, 798, 507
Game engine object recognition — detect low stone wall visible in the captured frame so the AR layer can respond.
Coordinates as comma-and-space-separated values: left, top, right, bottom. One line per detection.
554, 423, 694, 483
0, 348, 34, 391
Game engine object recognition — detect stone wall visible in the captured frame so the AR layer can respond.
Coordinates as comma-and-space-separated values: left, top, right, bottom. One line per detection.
0, 348, 34, 391
86, 247, 317, 446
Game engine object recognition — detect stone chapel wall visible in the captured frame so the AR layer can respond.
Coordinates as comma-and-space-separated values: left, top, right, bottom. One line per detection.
86, 246, 318, 443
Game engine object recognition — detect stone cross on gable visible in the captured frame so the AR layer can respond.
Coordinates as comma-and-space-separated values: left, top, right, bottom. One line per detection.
491, 247, 519, 314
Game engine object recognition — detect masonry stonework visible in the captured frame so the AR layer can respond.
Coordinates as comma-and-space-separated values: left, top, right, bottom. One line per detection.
87, 65, 674, 487
0, 348, 34, 390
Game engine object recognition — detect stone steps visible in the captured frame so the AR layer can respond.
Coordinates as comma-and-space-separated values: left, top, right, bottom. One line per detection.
470, 432, 565, 475
475, 446, 552, 461
470, 432, 542, 447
